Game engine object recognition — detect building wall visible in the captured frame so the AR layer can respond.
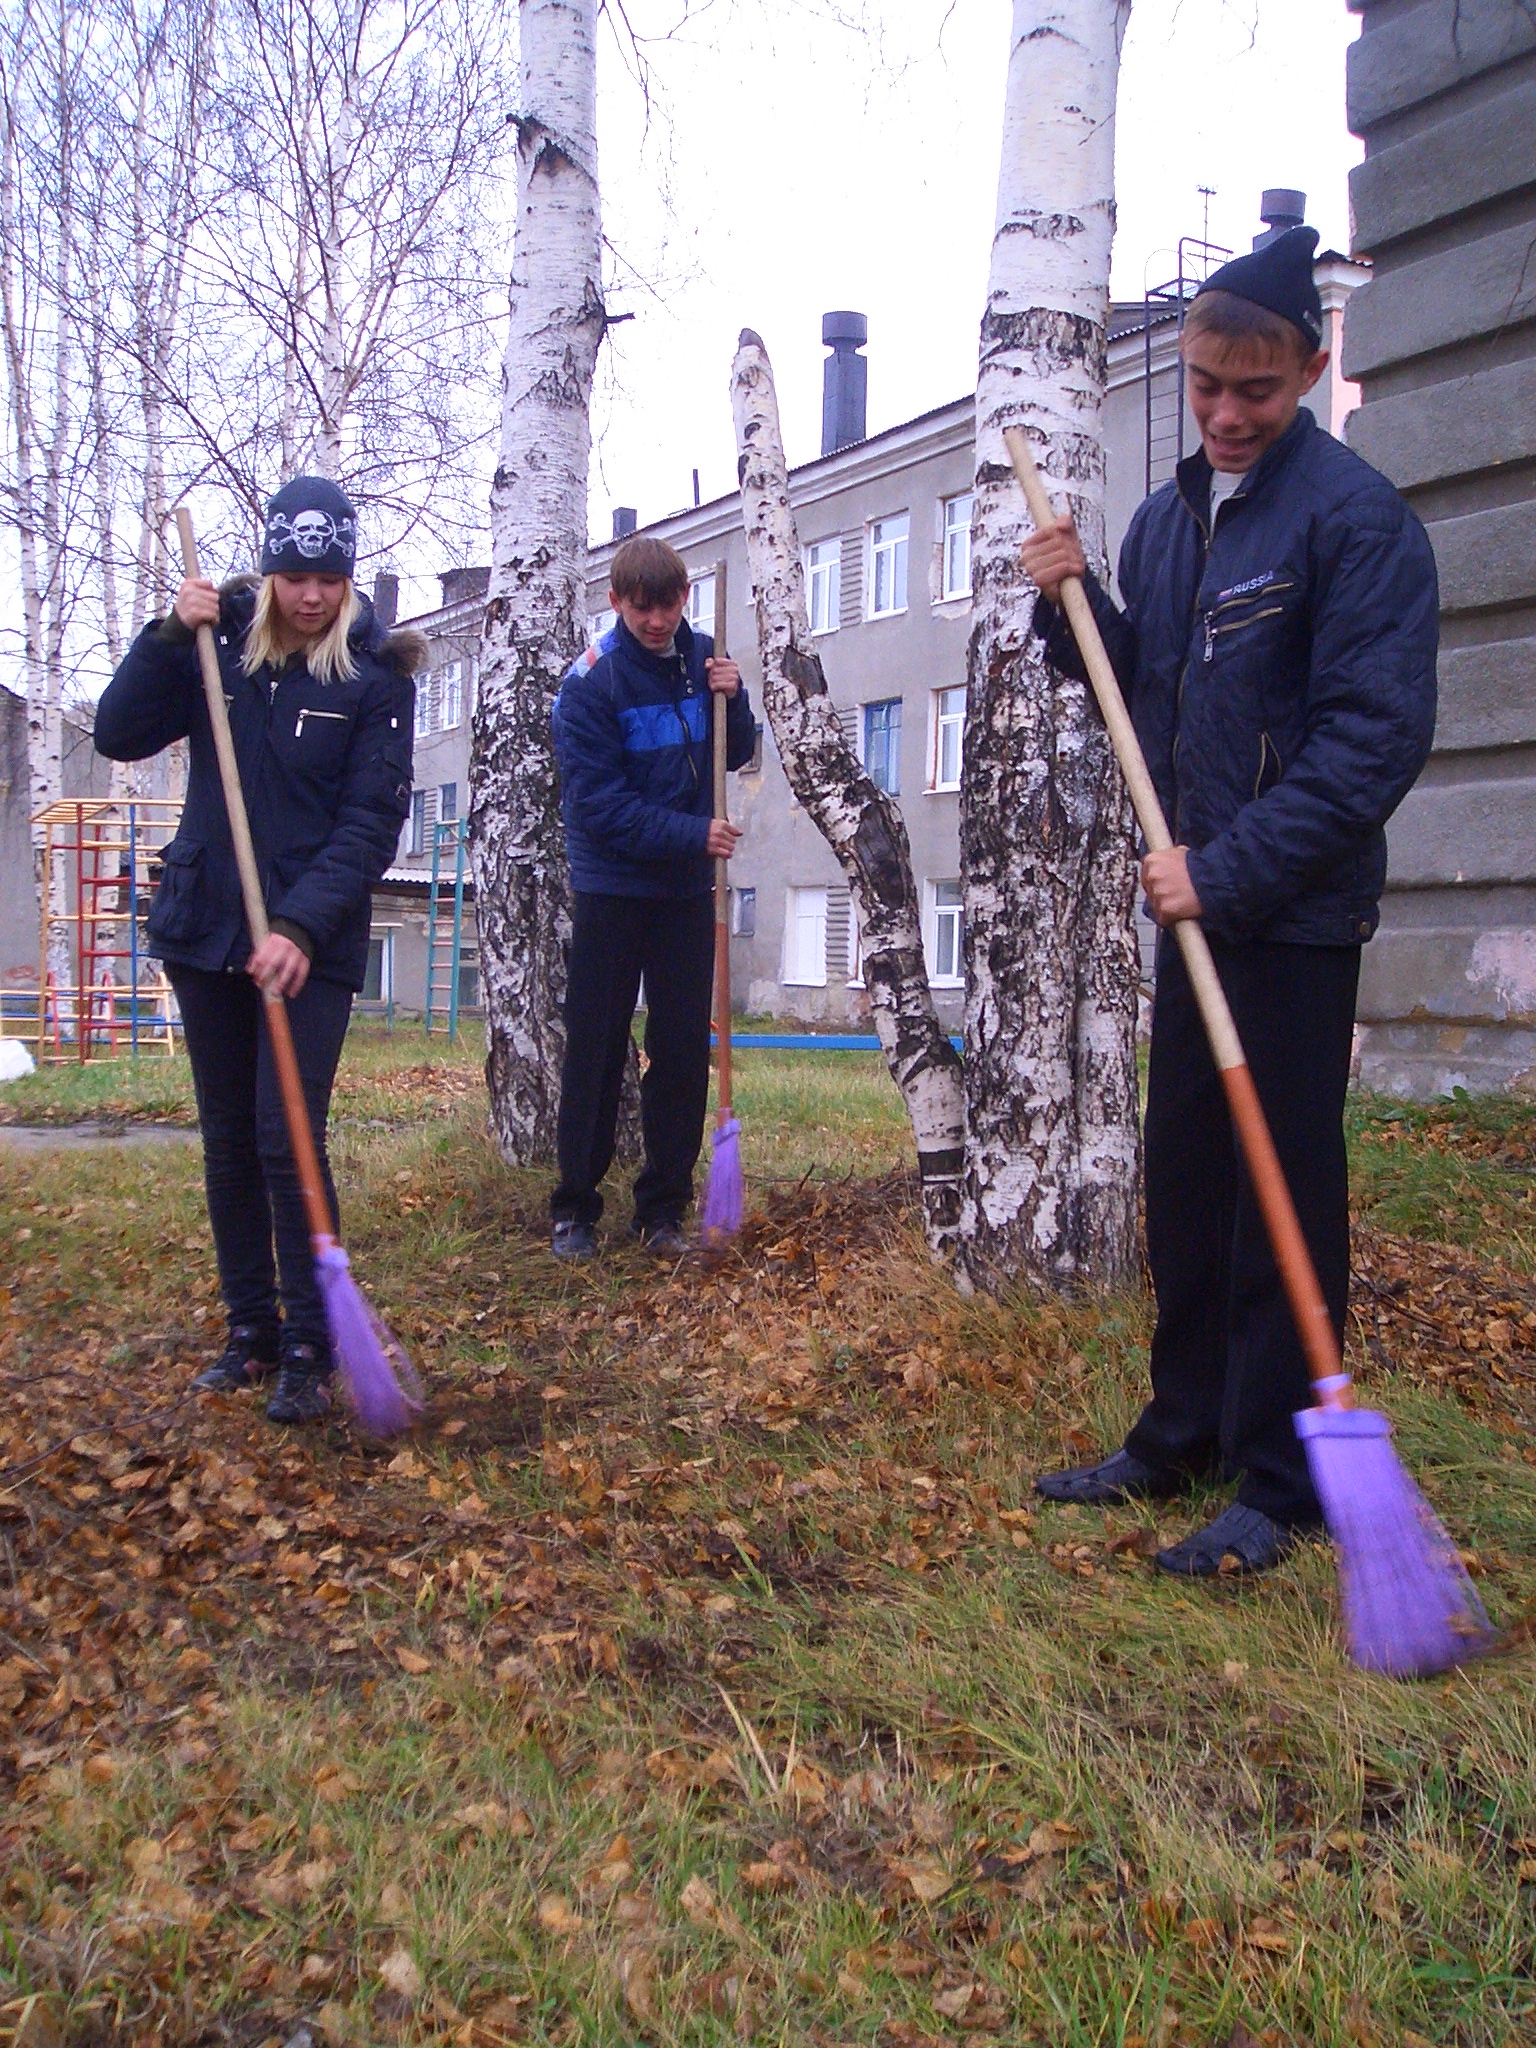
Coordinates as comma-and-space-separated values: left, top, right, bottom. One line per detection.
1343, 0, 1536, 1094
0, 686, 115, 990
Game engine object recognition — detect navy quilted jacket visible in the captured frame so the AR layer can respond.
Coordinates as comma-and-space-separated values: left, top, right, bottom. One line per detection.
1034, 408, 1439, 945
552, 617, 756, 898
94, 580, 419, 990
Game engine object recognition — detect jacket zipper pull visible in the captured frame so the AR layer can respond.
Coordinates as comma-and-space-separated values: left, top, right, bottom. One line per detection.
295, 710, 305, 738
1203, 616, 1216, 664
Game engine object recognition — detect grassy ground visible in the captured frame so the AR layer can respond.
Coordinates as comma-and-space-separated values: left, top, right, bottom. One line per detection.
1, 1025, 1534, 2048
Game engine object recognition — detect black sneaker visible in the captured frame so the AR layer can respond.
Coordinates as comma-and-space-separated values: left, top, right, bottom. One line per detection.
633, 1220, 688, 1259
1034, 1448, 1186, 1507
265, 1343, 334, 1425
551, 1220, 596, 1261
192, 1324, 280, 1393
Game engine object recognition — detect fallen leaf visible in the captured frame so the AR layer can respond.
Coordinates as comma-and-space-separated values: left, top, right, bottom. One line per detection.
1241, 1917, 1290, 1955
395, 1647, 433, 1676
536, 1895, 584, 1937
678, 1872, 746, 1940
378, 1945, 423, 2002
579, 1833, 636, 1897
1027, 1819, 1084, 1858
740, 1860, 792, 1893
379, 1880, 412, 1923
300, 1954, 337, 1988
228, 1814, 278, 1853
1367, 1867, 1400, 1925
0, 1992, 66, 2048
888, 1853, 952, 1904
619, 1940, 656, 2023
932, 1982, 976, 2019
81, 1754, 117, 1787
1182, 1916, 1223, 1951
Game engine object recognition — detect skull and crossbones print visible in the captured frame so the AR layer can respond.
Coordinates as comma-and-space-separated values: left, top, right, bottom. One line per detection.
265, 507, 356, 561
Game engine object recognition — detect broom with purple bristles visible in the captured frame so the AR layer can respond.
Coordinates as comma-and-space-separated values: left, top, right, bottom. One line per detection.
174, 508, 423, 1437
700, 558, 744, 1244
1006, 429, 1496, 1680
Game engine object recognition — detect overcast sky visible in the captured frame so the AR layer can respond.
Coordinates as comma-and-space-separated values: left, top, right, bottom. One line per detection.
579, 0, 1362, 547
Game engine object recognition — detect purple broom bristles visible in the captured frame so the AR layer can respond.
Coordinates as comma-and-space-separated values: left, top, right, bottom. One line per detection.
1295, 1403, 1496, 1679
316, 1238, 423, 1437
699, 1115, 744, 1242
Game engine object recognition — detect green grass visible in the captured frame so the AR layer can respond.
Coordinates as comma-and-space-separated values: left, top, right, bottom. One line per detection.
1, 1033, 1534, 2047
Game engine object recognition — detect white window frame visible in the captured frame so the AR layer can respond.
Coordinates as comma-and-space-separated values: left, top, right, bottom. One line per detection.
414, 672, 433, 739
439, 659, 463, 730
408, 789, 427, 856
928, 879, 964, 987
863, 697, 902, 797
686, 573, 717, 632
439, 781, 457, 823
868, 513, 909, 619
363, 929, 395, 1005
931, 685, 965, 792
783, 885, 828, 988
586, 607, 617, 643
806, 539, 841, 635
942, 493, 974, 601
732, 885, 756, 938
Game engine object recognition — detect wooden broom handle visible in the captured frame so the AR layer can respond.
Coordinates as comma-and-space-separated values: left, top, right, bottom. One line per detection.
711, 560, 732, 1118
172, 506, 336, 1247
1003, 428, 1347, 1402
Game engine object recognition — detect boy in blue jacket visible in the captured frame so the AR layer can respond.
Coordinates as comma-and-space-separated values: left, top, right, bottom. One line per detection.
1022, 228, 1438, 1574
550, 535, 756, 1258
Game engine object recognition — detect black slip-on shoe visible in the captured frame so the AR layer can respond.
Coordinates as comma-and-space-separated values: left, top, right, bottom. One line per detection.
1153, 1502, 1310, 1578
192, 1324, 280, 1393
632, 1221, 688, 1259
1034, 1448, 1186, 1507
265, 1346, 335, 1426
550, 1220, 597, 1261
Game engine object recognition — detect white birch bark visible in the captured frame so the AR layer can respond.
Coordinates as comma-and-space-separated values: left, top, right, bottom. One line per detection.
730, 329, 966, 1251
468, 0, 605, 1163
958, 0, 1141, 1292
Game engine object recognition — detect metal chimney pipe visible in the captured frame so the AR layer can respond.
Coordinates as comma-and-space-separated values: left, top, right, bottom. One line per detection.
820, 311, 868, 457
371, 571, 399, 627
612, 507, 638, 540
1253, 188, 1306, 249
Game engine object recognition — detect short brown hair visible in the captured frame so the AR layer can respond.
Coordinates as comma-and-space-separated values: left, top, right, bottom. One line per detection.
610, 535, 689, 606
1182, 289, 1315, 365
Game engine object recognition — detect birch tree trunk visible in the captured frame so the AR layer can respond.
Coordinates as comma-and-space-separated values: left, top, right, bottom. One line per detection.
730, 329, 966, 1251
957, 0, 1140, 1293
468, 0, 605, 1163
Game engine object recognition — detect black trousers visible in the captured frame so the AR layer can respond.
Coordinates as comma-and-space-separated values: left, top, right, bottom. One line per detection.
1124, 934, 1360, 1526
169, 966, 352, 1352
552, 890, 715, 1230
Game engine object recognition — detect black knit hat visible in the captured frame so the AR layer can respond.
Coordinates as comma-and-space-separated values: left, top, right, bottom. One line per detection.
1195, 225, 1324, 354
260, 475, 358, 578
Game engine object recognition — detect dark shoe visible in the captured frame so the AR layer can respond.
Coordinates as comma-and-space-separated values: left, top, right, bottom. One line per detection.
1035, 1448, 1185, 1507
633, 1220, 688, 1259
1154, 1502, 1309, 1578
192, 1324, 279, 1393
550, 1220, 596, 1261
265, 1344, 334, 1425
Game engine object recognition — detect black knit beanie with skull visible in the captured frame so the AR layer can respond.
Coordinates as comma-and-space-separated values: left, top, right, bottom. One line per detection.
260, 476, 358, 578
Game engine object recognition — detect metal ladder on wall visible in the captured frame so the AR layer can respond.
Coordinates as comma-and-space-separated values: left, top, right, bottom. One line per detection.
425, 816, 466, 1038
1141, 233, 1231, 496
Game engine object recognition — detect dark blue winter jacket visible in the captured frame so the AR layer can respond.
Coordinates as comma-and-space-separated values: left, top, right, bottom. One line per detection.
1034, 408, 1439, 945
552, 617, 757, 898
93, 578, 422, 990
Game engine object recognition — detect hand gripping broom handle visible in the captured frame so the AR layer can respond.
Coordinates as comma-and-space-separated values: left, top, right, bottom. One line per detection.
711, 560, 733, 1121
1003, 428, 1348, 1407
172, 507, 337, 1249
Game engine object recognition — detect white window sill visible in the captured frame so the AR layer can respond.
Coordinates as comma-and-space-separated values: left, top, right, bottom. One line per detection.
810, 623, 839, 637
926, 782, 961, 796
933, 593, 972, 613
782, 979, 829, 989
929, 977, 964, 990
866, 607, 908, 623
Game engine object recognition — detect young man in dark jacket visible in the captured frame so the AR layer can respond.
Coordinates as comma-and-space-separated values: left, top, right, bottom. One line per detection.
549, 535, 756, 1258
1023, 227, 1439, 1574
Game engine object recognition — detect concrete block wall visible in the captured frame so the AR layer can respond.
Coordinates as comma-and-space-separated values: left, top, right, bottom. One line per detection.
1344, 0, 1536, 1095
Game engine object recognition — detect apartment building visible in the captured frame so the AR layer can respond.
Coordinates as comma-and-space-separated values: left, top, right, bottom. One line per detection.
373, 200, 1365, 1032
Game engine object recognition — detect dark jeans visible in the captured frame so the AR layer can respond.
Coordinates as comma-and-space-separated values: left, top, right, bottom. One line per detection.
169, 966, 352, 1352
1124, 934, 1360, 1526
552, 890, 715, 1230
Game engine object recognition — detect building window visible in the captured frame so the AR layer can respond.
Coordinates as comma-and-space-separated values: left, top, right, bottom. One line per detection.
743, 722, 764, 774
439, 659, 463, 730
439, 782, 457, 823
414, 673, 433, 738
686, 573, 717, 632
931, 880, 964, 985
458, 951, 481, 1011
942, 492, 974, 600
869, 514, 908, 618
863, 698, 902, 796
932, 685, 965, 791
784, 885, 828, 986
361, 931, 393, 1003
806, 539, 841, 634
587, 607, 617, 644
408, 787, 437, 857
732, 886, 756, 939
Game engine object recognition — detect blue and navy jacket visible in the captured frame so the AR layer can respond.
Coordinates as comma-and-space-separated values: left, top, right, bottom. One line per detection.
552, 616, 756, 898
1035, 408, 1439, 946
94, 578, 422, 990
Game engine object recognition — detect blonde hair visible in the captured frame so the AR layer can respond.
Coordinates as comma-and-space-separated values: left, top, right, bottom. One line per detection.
241, 575, 361, 685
